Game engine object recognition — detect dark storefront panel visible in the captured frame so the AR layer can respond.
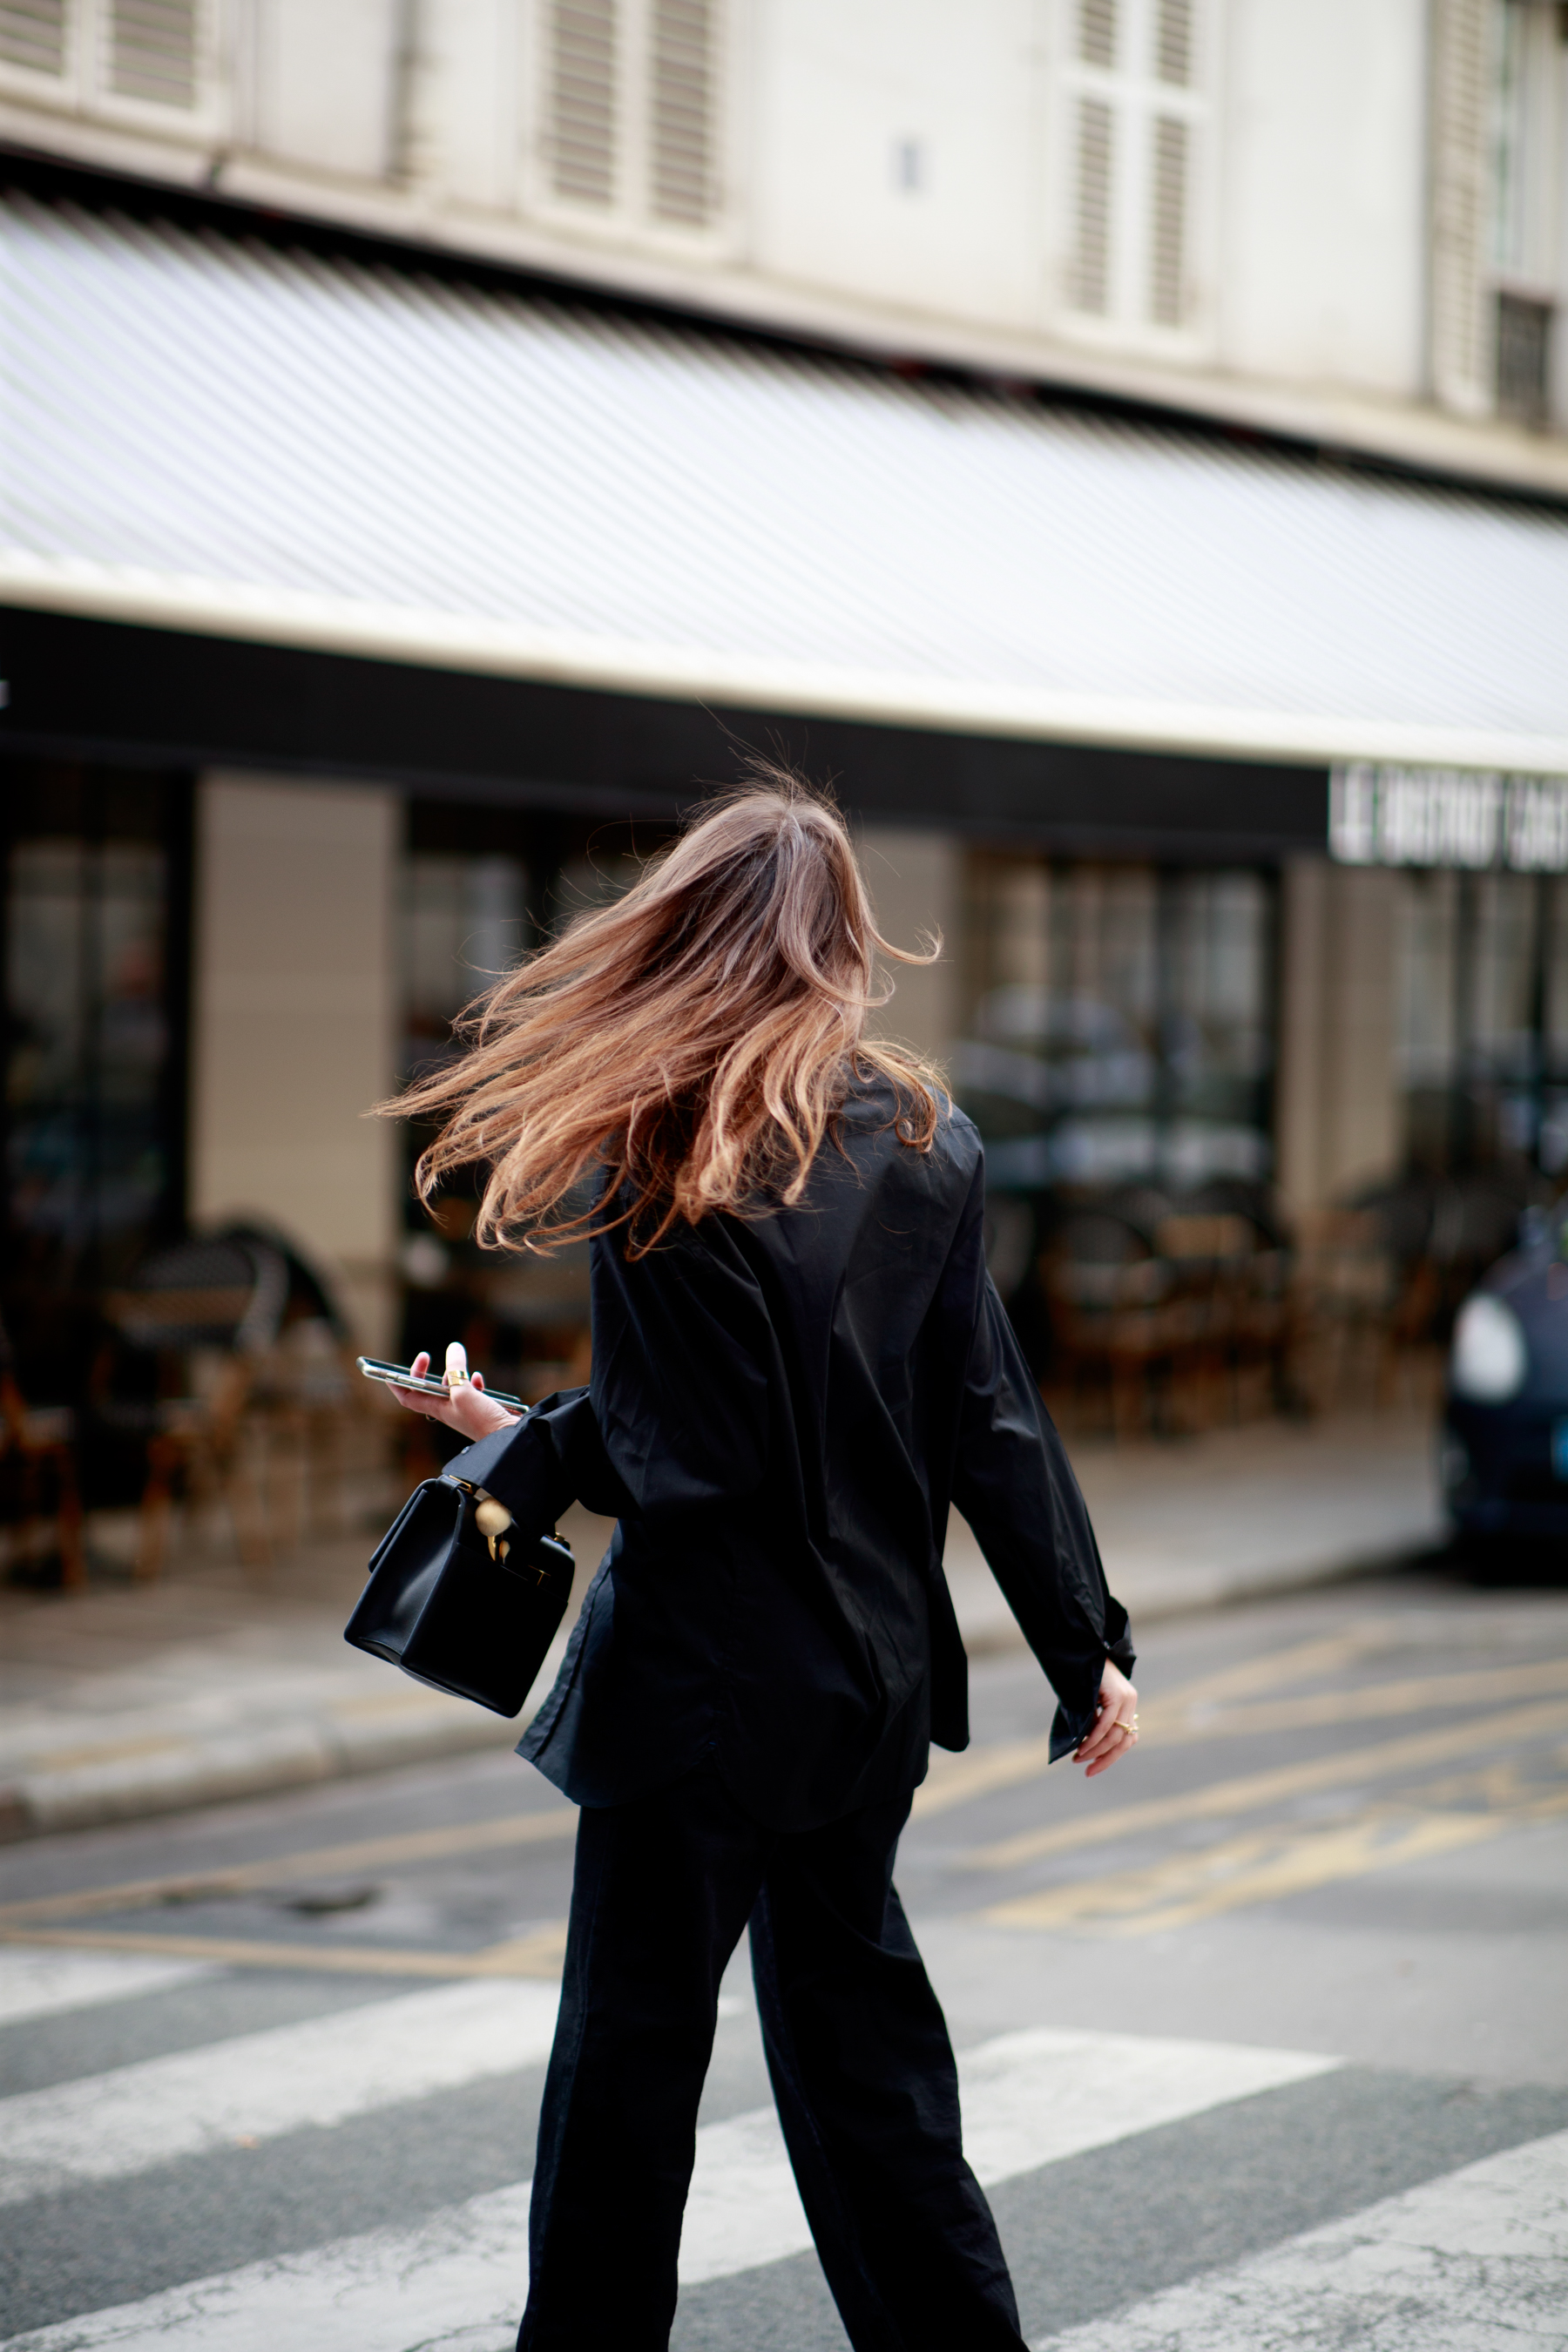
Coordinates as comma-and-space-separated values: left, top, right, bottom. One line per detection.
1, 764, 193, 1398
0, 610, 1330, 866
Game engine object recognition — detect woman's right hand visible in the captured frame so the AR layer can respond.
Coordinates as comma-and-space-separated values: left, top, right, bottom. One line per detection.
389, 1343, 523, 1443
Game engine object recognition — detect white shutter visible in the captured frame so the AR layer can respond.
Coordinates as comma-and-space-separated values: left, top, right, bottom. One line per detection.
547, 0, 618, 207
1078, 0, 1116, 69
1148, 112, 1188, 325
1429, 0, 1491, 415
1071, 95, 1114, 314
0, 0, 66, 75
1153, 0, 1191, 86
649, 0, 716, 226
108, 0, 198, 106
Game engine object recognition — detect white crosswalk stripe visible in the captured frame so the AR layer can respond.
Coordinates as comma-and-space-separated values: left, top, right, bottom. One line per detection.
1033, 2126, 1568, 2350
0, 1979, 562, 2205
0, 2027, 1337, 2350
0, 1950, 215, 2030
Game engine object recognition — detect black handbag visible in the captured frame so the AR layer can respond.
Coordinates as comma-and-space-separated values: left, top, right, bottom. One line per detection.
345, 1472, 575, 1719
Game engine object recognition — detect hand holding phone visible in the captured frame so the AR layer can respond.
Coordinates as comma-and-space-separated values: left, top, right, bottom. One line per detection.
359, 1345, 524, 1440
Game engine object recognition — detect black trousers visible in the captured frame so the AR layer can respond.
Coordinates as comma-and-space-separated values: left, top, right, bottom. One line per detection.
516, 1763, 1026, 2352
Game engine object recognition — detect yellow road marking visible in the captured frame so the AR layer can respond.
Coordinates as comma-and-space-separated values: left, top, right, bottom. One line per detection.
984, 1779, 1568, 1939
914, 1631, 1383, 1818
0, 1921, 569, 1978
1159, 1655, 1568, 1743
0, 1807, 578, 1928
916, 1625, 1399, 1818
962, 1698, 1568, 1871
914, 1649, 1568, 1821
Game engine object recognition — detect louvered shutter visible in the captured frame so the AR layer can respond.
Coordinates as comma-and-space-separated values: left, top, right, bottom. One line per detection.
1149, 1, 1192, 327
1078, 0, 1116, 68
1070, 2, 1116, 315
547, 0, 618, 206
1072, 96, 1114, 314
1153, 0, 1190, 86
108, 0, 198, 105
649, 0, 715, 226
1148, 114, 1187, 325
1429, 0, 1490, 415
0, 0, 66, 74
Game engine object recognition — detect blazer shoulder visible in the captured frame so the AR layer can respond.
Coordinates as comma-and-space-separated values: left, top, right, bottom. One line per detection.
931, 1094, 983, 1186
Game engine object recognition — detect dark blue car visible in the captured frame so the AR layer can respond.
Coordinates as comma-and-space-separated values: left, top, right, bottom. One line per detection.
1443, 1210, 1568, 1547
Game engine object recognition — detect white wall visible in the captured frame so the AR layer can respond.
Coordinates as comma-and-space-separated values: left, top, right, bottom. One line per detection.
422, 0, 518, 210
250, 0, 402, 181
749, 0, 1042, 330
859, 824, 963, 1071
190, 774, 401, 1350
1275, 856, 1401, 1213
1220, 0, 1428, 395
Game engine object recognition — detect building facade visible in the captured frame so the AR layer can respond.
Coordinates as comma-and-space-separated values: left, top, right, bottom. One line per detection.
3, 0, 1568, 1396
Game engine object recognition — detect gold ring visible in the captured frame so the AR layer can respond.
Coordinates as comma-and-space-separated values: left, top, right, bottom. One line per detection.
1117, 1718, 1138, 1733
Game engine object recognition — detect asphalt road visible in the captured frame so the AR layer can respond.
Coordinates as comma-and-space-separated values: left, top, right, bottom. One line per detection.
2, 1565, 1567, 2350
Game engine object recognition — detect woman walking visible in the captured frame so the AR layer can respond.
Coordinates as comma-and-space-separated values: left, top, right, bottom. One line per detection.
389, 774, 1137, 2352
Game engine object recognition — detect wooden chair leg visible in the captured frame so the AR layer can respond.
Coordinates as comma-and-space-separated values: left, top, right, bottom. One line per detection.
135, 1438, 180, 1582
55, 1450, 86, 1589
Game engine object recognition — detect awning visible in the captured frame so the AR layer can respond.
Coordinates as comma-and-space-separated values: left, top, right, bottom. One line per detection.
3, 192, 1567, 775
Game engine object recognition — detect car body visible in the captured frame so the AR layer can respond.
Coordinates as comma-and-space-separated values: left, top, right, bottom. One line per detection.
1443, 1214, 1568, 1546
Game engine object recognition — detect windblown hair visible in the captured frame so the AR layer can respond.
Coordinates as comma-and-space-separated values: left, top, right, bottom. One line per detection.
383, 770, 943, 1255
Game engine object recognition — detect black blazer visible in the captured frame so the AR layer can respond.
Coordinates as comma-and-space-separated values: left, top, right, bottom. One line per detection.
449, 1080, 1132, 1832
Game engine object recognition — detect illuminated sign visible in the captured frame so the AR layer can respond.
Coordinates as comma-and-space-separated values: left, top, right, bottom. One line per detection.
1329, 763, 1568, 870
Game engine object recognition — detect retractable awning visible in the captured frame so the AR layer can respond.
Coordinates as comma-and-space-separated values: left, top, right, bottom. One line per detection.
3, 191, 1567, 775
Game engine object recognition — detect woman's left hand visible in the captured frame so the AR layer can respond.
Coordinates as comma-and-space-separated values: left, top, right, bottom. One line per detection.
1073, 1659, 1139, 1778
389, 1343, 523, 1443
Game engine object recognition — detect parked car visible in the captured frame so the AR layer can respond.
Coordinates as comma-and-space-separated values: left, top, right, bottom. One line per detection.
1443, 1206, 1568, 1549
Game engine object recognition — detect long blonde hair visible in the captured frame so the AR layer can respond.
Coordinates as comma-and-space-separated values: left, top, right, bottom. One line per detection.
384, 770, 943, 1255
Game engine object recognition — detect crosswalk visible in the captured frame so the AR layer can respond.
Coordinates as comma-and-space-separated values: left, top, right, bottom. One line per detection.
0, 1946, 1562, 2350
1037, 2128, 1568, 2352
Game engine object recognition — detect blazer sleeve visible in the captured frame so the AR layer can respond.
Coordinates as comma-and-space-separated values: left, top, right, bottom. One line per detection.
950, 1200, 1134, 1761
443, 1384, 632, 1532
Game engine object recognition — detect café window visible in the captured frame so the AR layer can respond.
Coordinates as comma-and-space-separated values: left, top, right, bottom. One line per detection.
1, 765, 191, 1387
955, 854, 1274, 1194
1396, 868, 1568, 1176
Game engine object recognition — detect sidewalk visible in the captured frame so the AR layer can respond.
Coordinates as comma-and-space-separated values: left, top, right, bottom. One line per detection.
0, 1409, 1445, 1843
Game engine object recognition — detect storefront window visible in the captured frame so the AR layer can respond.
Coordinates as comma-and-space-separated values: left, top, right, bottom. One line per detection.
956, 854, 1274, 1193
1396, 869, 1568, 1175
1, 765, 191, 1389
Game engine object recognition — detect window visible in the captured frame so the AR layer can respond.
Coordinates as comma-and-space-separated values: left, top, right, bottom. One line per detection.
1488, 0, 1563, 422
1059, 0, 1207, 339
1431, 0, 1564, 422
1397, 868, 1568, 1175
0, 0, 211, 122
1, 766, 191, 1397
954, 855, 1274, 1193
535, 0, 725, 237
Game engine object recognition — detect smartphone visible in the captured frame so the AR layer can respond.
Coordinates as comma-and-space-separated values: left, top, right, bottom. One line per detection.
357, 1357, 528, 1415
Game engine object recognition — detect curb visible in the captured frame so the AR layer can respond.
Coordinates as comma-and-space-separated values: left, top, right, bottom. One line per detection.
0, 1695, 519, 1845
0, 1538, 1448, 1844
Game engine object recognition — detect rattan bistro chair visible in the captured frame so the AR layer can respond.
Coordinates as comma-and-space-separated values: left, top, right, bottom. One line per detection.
98, 1234, 289, 1579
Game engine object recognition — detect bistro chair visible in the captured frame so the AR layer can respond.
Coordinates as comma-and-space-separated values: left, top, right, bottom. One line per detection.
97, 1233, 290, 1579
0, 1311, 85, 1588
1041, 1210, 1190, 1437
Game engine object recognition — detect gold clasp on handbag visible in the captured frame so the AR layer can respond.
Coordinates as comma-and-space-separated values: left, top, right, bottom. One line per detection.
473, 1492, 513, 1563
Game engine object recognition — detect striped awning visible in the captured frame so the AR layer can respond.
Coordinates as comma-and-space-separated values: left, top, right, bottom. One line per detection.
3, 191, 1568, 774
